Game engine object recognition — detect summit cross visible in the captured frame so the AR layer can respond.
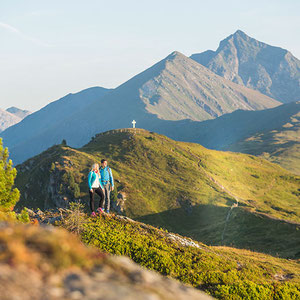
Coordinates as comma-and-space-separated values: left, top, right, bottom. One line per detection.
132, 120, 136, 128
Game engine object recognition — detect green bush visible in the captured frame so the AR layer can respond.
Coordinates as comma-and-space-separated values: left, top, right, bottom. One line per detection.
16, 208, 30, 223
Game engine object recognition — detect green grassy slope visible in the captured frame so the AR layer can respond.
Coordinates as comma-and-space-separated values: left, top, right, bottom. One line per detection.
0, 219, 212, 300
15, 129, 300, 257
58, 211, 300, 299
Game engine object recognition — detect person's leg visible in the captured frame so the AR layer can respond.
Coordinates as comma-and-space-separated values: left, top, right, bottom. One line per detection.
105, 184, 111, 212
103, 184, 108, 211
102, 184, 106, 210
95, 187, 105, 209
89, 189, 95, 212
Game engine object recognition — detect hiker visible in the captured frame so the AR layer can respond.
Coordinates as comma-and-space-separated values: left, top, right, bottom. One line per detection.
100, 159, 114, 214
88, 163, 105, 216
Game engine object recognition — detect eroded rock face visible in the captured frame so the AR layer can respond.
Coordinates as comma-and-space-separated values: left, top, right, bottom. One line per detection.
0, 222, 212, 300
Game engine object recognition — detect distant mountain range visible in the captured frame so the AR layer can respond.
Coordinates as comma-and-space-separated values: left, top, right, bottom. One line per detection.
191, 30, 300, 103
0, 87, 111, 163
2, 30, 300, 168
0, 51, 279, 164
0, 107, 31, 133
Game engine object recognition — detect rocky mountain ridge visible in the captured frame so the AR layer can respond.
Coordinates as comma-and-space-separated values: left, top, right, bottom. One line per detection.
191, 30, 300, 103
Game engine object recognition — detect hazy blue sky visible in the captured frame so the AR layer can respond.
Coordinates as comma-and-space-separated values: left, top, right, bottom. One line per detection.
1, 0, 300, 111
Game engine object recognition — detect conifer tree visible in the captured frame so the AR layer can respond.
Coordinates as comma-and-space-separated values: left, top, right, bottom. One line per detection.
0, 139, 20, 210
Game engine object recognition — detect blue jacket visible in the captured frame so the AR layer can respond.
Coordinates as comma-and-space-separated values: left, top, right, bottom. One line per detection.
100, 166, 114, 187
88, 171, 103, 190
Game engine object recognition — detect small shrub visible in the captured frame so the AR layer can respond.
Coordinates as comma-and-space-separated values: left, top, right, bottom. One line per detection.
61, 201, 87, 234
50, 162, 55, 172
16, 208, 30, 223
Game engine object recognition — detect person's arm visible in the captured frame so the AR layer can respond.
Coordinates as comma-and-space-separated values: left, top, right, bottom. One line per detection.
88, 171, 93, 190
109, 168, 114, 188
99, 176, 104, 190
99, 170, 104, 189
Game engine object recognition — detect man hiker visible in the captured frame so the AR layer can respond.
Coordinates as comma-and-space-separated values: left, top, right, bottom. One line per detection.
100, 159, 114, 214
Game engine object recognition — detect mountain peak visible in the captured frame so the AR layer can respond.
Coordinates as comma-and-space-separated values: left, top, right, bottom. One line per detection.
6, 106, 27, 113
165, 51, 187, 61
220, 30, 252, 48
6, 106, 31, 120
0, 109, 21, 133
232, 29, 249, 38
190, 31, 300, 103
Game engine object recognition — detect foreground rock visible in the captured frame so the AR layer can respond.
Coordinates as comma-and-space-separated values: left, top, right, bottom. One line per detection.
0, 222, 212, 300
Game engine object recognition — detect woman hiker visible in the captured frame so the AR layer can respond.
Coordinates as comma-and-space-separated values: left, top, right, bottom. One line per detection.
88, 163, 105, 216
100, 159, 114, 214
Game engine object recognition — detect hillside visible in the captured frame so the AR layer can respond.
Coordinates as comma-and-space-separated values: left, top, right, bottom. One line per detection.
226, 104, 300, 175
137, 51, 278, 120
29, 208, 300, 299
1, 52, 279, 165
0, 221, 211, 300
2, 211, 300, 300
163, 101, 300, 174
15, 129, 300, 258
191, 30, 300, 103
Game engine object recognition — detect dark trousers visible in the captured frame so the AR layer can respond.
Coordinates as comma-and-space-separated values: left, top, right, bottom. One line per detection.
89, 187, 104, 212
103, 183, 111, 211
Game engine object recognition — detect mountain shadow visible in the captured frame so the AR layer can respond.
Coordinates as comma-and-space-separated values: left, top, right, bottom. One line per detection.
138, 204, 300, 259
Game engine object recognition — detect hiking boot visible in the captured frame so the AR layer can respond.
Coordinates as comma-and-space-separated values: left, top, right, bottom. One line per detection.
91, 212, 96, 217
106, 209, 110, 214
97, 207, 104, 214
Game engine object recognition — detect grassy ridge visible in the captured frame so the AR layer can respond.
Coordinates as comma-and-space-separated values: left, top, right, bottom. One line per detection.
81, 129, 300, 222
15, 129, 300, 257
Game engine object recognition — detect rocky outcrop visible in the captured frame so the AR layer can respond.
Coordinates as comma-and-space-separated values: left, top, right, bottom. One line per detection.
112, 191, 127, 214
